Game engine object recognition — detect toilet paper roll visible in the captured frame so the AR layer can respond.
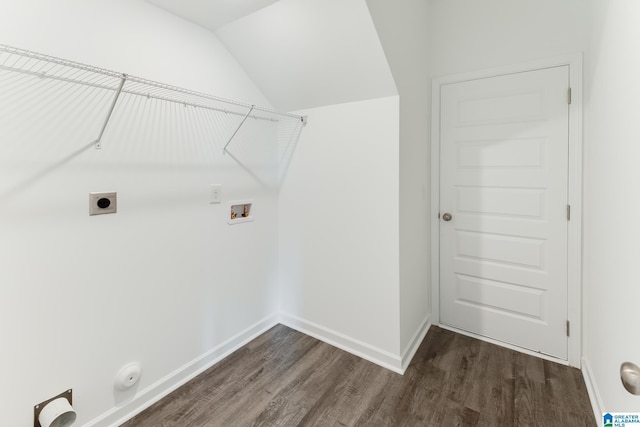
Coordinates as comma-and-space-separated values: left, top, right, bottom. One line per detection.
38, 397, 77, 427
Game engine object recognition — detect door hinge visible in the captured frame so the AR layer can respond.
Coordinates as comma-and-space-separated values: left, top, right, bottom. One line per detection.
567, 88, 572, 105
567, 204, 571, 221
566, 320, 571, 337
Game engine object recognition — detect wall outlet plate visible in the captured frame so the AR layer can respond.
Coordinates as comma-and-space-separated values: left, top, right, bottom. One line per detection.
89, 192, 117, 215
210, 184, 222, 204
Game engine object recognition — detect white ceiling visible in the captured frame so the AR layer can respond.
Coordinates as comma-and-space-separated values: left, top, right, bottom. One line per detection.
145, 0, 397, 112
145, 0, 280, 31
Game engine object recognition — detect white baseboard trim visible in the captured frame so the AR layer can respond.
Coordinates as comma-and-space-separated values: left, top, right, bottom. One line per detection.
278, 312, 404, 374
400, 315, 431, 371
582, 356, 604, 424
86, 313, 432, 426
86, 313, 279, 427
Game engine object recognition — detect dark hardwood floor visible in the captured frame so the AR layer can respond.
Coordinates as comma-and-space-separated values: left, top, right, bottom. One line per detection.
121, 325, 595, 426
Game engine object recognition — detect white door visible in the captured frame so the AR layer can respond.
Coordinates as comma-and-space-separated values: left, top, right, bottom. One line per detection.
439, 66, 570, 359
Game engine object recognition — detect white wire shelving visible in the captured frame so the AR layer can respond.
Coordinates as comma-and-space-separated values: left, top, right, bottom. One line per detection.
0, 43, 306, 151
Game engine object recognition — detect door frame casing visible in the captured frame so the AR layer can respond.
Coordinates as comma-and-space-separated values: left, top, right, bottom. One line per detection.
430, 54, 583, 367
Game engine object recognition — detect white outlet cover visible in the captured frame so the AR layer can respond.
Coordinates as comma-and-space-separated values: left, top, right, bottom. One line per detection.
210, 184, 222, 204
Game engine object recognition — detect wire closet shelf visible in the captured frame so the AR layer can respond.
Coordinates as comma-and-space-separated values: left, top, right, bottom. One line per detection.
0, 43, 306, 150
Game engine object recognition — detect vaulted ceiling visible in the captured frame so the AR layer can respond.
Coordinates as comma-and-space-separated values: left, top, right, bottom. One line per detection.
145, 0, 397, 112
146, 0, 280, 31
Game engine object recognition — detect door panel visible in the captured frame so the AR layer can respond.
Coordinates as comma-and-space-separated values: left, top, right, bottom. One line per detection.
439, 66, 569, 359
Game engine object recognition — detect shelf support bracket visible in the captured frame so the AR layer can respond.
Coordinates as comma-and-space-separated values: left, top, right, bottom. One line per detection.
223, 105, 254, 155
95, 74, 127, 149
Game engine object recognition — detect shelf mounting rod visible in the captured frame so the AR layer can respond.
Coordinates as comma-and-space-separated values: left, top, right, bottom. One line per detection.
223, 105, 255, 155
95, 74, 127, 149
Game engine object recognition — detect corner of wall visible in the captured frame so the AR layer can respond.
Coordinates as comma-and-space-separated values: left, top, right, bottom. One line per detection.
400, 315, 432, 372
581, 357, 604, 424
278, 312, 404, 374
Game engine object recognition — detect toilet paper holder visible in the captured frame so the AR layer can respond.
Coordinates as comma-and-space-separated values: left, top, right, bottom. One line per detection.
34, 389, 74, 427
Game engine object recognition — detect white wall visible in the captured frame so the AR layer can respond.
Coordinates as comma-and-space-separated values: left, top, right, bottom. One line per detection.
211, 0, 408, 370
365, 0, 431, 361
278, 96, 402, 370
583, 0, 640, 413
428, 0, 590, 78
0, 1, 281, 426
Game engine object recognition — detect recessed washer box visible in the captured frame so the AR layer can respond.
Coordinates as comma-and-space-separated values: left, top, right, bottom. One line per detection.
89, 191, 117, 215
228, 200, 253, 225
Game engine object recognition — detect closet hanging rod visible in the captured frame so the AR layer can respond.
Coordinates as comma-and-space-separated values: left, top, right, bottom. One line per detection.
0, 64, 118, 92
0, 43, 304, 123
125, 75, 303, 121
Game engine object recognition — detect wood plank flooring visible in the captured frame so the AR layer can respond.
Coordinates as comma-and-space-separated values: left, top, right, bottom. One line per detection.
121, 325, 595, 426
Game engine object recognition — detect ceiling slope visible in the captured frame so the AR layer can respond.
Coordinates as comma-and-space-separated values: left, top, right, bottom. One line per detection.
214, 0, 397, 111
145, 0, 280, 31
144, 0, 397, 112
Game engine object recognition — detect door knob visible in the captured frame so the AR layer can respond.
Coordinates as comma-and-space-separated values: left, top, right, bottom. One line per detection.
442, 213, 452, 222
621, 362, 640, 395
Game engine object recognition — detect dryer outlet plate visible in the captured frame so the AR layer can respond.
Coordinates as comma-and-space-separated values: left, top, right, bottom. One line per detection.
89, 192, 117, 215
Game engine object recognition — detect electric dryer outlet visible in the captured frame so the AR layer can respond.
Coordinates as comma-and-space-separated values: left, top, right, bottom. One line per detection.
89, 192, 117, 215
